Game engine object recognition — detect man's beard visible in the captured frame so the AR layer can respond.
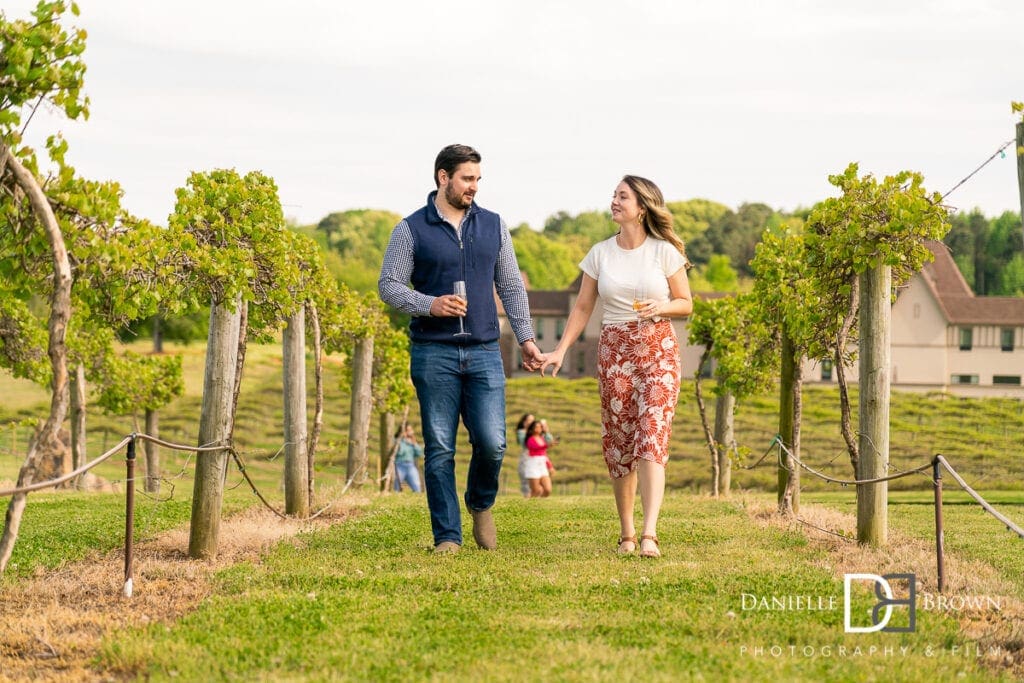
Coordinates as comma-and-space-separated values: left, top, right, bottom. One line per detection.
445, 184, 473, 210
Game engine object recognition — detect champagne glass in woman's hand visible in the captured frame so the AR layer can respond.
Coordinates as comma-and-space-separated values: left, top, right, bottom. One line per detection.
453, 280, 470, 337
632, 281, 648, 317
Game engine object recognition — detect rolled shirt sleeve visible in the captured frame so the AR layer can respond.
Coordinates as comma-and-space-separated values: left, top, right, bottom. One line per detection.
494, 219, 535, 345
378, 220, 436, 318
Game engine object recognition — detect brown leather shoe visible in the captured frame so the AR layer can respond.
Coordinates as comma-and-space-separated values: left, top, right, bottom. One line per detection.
471, 508, 497, 550
433, 541, 460, 554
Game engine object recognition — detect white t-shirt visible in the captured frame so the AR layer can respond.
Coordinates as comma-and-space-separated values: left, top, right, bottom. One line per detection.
579, 235, 688, 325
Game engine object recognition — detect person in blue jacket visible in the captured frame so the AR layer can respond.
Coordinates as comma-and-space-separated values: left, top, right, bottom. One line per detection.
392, 423, 423, 493
378, 144, 545, 554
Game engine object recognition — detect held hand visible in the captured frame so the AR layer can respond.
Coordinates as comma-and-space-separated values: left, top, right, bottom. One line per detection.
637, 299, 660, 319
539, 349, 565, 378
429, 294, 467, 318
521, 340, 546, 372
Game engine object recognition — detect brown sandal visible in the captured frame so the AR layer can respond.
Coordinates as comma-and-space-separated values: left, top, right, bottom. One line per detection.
639, 535, 660, 558
617, 535, 637, 554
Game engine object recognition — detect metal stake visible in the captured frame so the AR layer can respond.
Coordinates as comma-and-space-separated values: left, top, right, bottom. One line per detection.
933, 457, 946, 593
123, 437, 136, 598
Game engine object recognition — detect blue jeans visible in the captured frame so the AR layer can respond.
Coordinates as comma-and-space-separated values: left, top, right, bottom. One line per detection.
410, 341, 507, 546
393, 460, 422, 493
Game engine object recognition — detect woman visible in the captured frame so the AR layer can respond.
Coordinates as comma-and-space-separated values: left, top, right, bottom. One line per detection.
540, 175, 692, 558
523, 419, 555, 498
392, 423, 424, 493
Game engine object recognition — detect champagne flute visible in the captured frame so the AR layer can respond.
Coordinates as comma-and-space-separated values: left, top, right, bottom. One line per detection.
632, 281, 647, 316
453, 280, 470, 337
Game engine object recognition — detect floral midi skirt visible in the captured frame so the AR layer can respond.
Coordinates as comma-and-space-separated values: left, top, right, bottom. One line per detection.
597, 319, 681, 478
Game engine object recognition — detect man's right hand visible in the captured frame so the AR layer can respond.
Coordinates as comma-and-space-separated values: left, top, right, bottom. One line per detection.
430, 294, 467, 317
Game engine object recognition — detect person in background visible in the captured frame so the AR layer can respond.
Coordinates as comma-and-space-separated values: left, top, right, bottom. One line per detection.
378, 143, 545, 554
515, 413, 535, 497
539, 175, 693, 558
523, 419, 554, 498
392, 423, 423, 493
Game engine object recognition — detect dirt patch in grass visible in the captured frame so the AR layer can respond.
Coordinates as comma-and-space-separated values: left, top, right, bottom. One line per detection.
0, 496, 366, 682
744, 496, 1024, 678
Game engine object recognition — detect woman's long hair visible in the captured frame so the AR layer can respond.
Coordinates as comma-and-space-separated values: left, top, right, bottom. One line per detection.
622, 174, 688, 260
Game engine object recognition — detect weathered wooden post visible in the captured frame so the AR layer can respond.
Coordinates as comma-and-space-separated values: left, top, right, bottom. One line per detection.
283, 307, 309, 517
713, 390, 735, 495
857, 264, 891, 546
346, 336, 374, 486
188, 296, 242, 559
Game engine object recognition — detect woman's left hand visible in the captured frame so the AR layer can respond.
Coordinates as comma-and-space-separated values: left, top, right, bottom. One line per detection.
637, 299, 660, 319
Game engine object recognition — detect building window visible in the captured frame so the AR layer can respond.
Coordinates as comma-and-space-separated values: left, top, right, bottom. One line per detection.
1001, 328, 1014, 352
820, 358, 833, 382
534, 318, 543, 341
993, 375, 1021, 385
575, 351, 586, 375
958, 327, 973, 351
951, 374, 978, 385
556, 318, 565, 340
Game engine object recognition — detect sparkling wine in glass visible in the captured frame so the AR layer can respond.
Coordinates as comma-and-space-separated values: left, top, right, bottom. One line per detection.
632, 281, 647, 316
453, 281, 470, 337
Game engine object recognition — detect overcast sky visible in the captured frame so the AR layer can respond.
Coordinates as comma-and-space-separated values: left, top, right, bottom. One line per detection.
7, 0, 1024, 230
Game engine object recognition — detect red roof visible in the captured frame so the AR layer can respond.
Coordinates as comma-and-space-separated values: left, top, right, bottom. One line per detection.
921, 241, 1024, 325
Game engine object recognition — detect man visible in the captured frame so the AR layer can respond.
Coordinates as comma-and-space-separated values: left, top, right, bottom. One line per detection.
379, 144, 544, 553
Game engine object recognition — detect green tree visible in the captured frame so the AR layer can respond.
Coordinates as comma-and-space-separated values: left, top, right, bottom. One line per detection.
689, 294, 777, 495
803, 163, 950, 545
998, 253, 1024, 295
690, 203, 777, 276
702, 254, 739, 292
316, 209, 401, 293
665, 198, 731, 265
0, 0, 88, 575
510, 225, 581, 290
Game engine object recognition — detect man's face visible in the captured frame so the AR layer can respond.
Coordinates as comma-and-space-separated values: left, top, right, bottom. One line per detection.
440, 162, 481, 210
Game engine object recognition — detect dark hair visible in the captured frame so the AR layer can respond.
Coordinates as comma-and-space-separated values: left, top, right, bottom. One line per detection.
394, 422, 410, 439
516, 413, 534, 431
434, 144, 481, 188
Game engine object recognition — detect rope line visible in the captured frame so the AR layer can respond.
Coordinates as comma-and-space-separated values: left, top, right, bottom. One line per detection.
771, 438, 1022, 541
0, 435, 133, 497
777, 440, 933, 485
735, 434, 781, 470
1, 433, 331, 522
935, 455, 1024, 540
227, 447, 287, 519
794, 516, 855, 543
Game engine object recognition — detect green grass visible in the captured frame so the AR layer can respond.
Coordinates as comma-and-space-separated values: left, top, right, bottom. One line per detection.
2, 341, 1022, 680
96, 493, 1016, 682
0, 489, 261, 581
3, 343, 1022, 497
506, 376, 1024, 493
806, 490, 1024, 594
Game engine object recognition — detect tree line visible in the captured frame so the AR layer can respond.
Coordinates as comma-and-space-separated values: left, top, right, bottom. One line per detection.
311, 200, 1020, 301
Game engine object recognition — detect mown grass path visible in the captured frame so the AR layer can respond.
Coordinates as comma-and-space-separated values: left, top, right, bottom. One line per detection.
100, 493, 1014, 682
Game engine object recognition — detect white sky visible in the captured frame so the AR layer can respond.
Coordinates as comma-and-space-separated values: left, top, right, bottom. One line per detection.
7, 0, 1024, 229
